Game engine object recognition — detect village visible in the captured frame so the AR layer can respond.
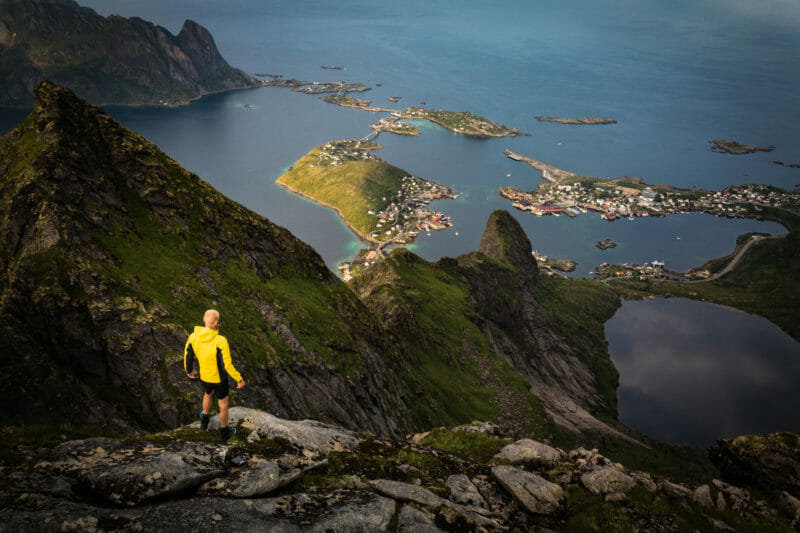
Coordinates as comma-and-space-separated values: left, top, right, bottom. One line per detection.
592, 260, 668, 281
500, 181, 798, 222
368, 175, 456, 244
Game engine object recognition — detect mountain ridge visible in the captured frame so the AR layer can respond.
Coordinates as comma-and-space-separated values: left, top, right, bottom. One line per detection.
0, 0, 260, 106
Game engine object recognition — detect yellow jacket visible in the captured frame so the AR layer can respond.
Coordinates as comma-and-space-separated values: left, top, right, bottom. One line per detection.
183, 326, 243, 384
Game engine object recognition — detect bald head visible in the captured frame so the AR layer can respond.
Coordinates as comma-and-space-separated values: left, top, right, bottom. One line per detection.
203, 309, 220, 329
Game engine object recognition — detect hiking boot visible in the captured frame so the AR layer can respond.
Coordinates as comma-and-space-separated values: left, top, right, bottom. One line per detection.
200, 412, 210, 431
220, 426, 237, 443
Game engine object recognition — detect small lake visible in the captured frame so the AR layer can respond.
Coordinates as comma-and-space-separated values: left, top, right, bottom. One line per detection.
605, 298, 800, 446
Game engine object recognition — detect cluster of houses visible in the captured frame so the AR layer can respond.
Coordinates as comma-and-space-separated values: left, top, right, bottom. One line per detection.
593, 261, 666, 281
501, 181, 798, 222
368, 175, 455, 243
311, 140, 378, 167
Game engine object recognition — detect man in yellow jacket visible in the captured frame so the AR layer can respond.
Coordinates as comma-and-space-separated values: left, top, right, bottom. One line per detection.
184, 309, 245, 442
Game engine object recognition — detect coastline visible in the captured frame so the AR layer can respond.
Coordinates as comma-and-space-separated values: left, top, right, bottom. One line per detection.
275, 179, 381, 246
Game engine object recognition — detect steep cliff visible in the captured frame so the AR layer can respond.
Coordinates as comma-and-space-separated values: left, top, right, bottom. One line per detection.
0, 0, 259, 106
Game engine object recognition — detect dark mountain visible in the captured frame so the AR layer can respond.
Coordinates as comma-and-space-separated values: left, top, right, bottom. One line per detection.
0, 0, 260, 106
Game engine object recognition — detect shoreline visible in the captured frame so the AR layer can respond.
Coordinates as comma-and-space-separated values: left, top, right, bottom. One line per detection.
276, 180, 381, 246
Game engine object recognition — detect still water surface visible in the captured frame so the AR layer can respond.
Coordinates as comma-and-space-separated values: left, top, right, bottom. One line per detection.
606, 298, 800, 445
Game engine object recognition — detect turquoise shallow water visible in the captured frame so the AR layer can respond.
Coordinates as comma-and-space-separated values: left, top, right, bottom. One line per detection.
3, 0, 800, 443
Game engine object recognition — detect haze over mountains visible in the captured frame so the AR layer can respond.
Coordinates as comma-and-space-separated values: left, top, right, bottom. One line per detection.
0, 0, 259, 106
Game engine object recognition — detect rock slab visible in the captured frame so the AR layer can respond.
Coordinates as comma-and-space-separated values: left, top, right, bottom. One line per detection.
492, 465, 564, 514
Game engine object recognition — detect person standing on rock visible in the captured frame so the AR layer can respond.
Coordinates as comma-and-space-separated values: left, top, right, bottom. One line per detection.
184, 309, 246, 442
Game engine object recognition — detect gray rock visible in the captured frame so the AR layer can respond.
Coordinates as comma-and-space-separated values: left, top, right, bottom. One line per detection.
197, 460, 300, 498
712, 479, 750, 510
211, 407, 363, 457
580, 467, 636, 496
491, 465, 564, 515
779, 491, 800, 520
693, 484, 714, 508
310, 494, 396, 532
630, 471, 657, 492
38, 438, 228, 506
399, 463, 422, 476
658, 479, 693, 500
397, 505, 445, 533
494, 438, 563, 468
445, 474, 488, 511
716, 491, 727, 511
604, 492, 627, 502
368, 479, 443, 509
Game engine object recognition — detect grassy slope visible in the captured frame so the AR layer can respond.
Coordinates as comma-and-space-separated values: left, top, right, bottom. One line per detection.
354, 249, 549, 436
277, 145, 406, 241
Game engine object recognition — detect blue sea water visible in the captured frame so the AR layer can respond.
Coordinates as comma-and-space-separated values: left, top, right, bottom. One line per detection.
3, 0, 800, 444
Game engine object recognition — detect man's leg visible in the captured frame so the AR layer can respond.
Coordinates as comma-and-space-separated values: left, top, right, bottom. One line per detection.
218, 396, 229, 427
200, 390, 212, 430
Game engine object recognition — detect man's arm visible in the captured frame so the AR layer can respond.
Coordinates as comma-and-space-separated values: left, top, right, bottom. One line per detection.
220, 337, 244, 387
184, 336, 198, 379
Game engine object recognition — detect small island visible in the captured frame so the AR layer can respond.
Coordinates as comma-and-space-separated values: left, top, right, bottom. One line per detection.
369, 117, 420, 136
321, 94, 374, 110
277, 140, 455, 245
404, 108, 529, 138
532, 251, 576, 276
535, 116, 618, 125
595, 238, 617, 250
711, 139, 775, 155
387, 96, 401, 102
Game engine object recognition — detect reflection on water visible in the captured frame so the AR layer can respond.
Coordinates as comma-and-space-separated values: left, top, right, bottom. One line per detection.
606, 298, 800, 445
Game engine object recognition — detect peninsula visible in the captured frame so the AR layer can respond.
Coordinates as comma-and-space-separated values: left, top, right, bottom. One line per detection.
501, 149, 799, 222
536, 116, 618, 125
276, 140, 455, 245
711, 139, 775, 155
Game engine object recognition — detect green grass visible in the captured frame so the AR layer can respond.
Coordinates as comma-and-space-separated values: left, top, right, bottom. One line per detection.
277, 144, 406, 241
418, 427, 511, 463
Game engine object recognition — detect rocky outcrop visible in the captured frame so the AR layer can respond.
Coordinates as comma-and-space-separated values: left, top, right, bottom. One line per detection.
710, 433, 800, 494
478, 210, 539, 281
3, 414, 798, 531
0, 0, 260, 106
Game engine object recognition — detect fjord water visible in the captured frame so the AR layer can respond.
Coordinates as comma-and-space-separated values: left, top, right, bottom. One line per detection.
606, 298, 800, 445
4, 0, 800, 443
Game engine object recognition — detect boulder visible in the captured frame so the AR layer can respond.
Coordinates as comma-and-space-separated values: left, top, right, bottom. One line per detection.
693, 484, 714, 508
309, 494, 396, 532
215, 406, 363, 457
712, 479, 750, 511
778, 491, 800, 521
368, 479, 444, 509
658, 480, 693, 500
197, 460, 301, 498
580, 467, 636, 496
630, 471, 657, 492
37, 438, 227, 506
491, 465, 564, 514
493, 438, 563, 468
446, 474, 489, 511
397, 505, 445, 533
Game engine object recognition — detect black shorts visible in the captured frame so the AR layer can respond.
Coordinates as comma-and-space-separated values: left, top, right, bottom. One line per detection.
201, 380, 229, 400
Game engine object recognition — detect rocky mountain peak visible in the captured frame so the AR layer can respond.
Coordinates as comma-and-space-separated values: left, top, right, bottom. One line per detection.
479, 209, 539, 279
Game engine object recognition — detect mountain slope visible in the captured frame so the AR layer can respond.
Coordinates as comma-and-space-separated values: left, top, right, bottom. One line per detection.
0, 81, 413, 434
0, 0, 259, 106
352, 211, 628, 439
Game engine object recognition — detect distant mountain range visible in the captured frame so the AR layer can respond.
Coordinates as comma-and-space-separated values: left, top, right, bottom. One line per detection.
0, 0, 260, 106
